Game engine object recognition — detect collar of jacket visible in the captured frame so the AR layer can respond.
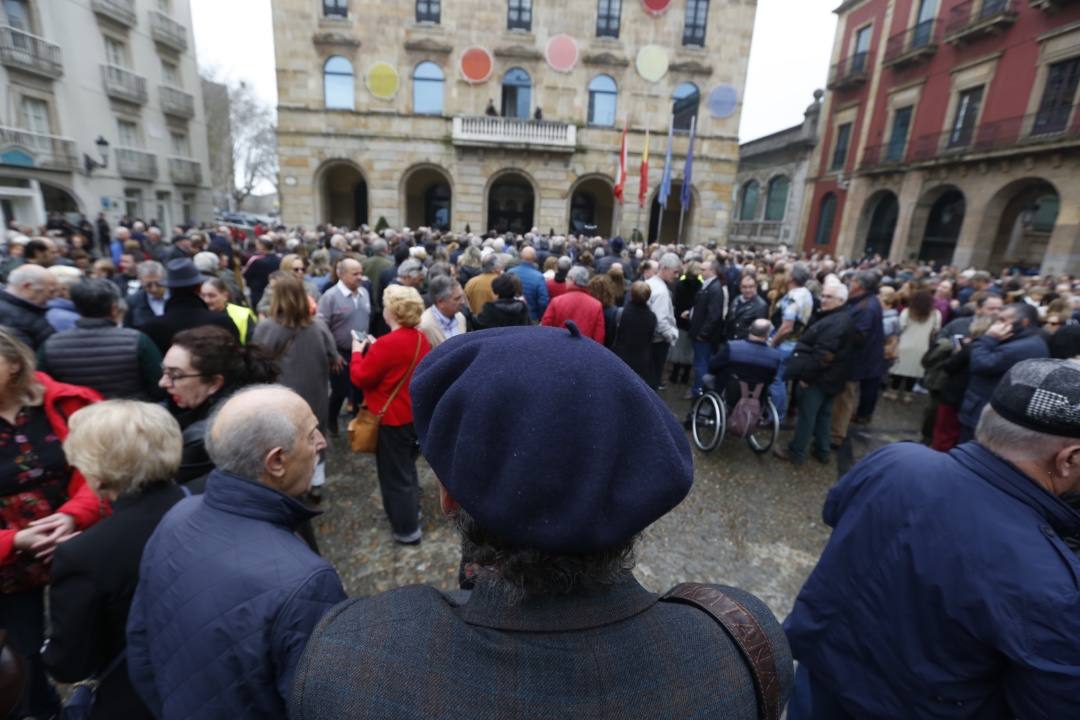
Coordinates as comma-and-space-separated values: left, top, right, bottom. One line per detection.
954, 442, 1080, 540
74, 317, 116, 329
455, 572, 658, 632
111, 480, 177, 512
1, 289, 44, 312
203, 469, 321, 528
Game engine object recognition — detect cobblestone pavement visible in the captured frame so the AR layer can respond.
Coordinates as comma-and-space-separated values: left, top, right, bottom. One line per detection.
314, 387, 928, 621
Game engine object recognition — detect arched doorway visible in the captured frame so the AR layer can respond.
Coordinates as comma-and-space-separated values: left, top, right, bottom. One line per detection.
320, 162, 368, 228
40, 182, 79, 214
857, 191, 899, 259
402, 165, 452, 231
487, 172, 534, 234
984, 179, 1059, 273
918, 189, 965, 264
648, 182, 690, 244
568, 176, 615, 236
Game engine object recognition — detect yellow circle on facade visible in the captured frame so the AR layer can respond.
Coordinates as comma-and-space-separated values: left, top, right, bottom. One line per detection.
367, 63, 399, 100
636, 45, 669, 83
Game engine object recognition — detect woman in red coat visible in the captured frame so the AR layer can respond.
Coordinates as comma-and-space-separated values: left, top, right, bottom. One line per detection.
351, 285, 431, 544
0, 328, 103, 717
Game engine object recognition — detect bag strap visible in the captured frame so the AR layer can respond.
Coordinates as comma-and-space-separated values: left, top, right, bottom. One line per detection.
660, 583, 781, 720
376, 333, 423, 419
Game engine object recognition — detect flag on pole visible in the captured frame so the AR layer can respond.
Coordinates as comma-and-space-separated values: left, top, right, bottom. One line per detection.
638, 128, 650, 209
681, 116, 696, 209
613, 117, 628, 205
657, 117, 674, 209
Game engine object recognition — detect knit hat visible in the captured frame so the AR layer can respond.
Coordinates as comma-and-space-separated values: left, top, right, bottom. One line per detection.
990, 359, 1080, 438
410, 322, 693, 553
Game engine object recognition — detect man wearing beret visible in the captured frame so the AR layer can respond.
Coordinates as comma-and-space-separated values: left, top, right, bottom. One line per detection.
290, 322, 794, 719
785, 358, 1080, 719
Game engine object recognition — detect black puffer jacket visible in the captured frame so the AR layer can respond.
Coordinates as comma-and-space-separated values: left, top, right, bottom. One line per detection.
477, 299, 530, 329
0, 290, 53, 349
783, 306, 855, 395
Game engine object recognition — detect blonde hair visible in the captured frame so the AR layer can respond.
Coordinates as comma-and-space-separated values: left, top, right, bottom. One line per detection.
0, 328, 42, 407
280, 253, 306, 273
382, 284, 424, 328
64, 400, 182, 497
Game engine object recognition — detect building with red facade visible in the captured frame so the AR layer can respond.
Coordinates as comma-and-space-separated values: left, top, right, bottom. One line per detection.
780, 0, 1080, 273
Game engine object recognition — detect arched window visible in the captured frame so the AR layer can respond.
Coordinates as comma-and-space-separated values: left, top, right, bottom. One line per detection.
673, 82, 700, 132
323, 56, 354, 110
739, 180, 759, 221
587, 75, 617, 127
501, 67, 531, 119
815, 193, 838, 246
764, 176, 790, 221
412, 61, 444, 115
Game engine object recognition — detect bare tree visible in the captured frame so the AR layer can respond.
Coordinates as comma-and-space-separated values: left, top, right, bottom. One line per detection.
228, 81, 278, 210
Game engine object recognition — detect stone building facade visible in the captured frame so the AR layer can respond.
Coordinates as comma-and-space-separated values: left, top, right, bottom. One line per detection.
729, 90, 821, 248
272, 0, 757, 243
0, 0, 212, 229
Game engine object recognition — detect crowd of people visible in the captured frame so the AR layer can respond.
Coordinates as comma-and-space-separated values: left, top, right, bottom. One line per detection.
0, 213, 1077, 719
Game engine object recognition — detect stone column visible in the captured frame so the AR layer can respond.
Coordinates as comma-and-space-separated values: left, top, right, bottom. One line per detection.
1041, 184, 1080, 275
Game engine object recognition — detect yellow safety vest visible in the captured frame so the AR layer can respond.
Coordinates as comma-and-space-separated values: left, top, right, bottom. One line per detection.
226, 303, 257, 344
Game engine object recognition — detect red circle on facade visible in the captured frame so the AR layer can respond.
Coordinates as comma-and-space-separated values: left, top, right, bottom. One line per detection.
642, 0, 672, 15
545, 34, 579, 73
460, 47, 494, 84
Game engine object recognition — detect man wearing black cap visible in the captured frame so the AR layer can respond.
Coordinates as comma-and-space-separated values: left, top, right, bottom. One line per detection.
142, 258, 237, 353
785, 358, 1080, 719
291, 323, 793, 720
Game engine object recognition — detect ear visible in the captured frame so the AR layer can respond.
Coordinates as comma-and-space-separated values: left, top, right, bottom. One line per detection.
207, 374, 226, 395
264, 446, 287, 480
437, 480, 459, 516
1054, 443, 1080, 484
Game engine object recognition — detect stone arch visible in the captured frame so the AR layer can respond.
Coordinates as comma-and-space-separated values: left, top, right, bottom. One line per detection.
647, 182, 699, 244
909, 184, 964, 264
567, 173, 616, 237
315, 158, 369, 228
484, 168, 539, 234
400, 162, 454, 231
39, 181, 81, 215
853, 189, 900, 259
974, 177, 1060, 274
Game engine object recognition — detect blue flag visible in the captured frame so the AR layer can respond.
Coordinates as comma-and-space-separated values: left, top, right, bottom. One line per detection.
658, 118, 674, 209
681, 117, 696, 209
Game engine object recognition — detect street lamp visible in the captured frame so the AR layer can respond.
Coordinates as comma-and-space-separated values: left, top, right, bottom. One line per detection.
83, 136, 110, 175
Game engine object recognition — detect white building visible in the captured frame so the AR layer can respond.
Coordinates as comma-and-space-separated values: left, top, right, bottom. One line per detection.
0, 0, 212, 231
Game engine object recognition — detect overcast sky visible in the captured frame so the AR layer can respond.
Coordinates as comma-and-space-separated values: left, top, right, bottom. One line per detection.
189, 0, 837, 143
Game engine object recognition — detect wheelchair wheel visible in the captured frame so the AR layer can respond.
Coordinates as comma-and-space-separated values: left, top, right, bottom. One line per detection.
691, 392, 726, 452
746, 397, 779, 454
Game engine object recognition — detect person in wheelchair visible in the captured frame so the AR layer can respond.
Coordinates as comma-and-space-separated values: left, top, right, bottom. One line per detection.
706, 319, 783, 404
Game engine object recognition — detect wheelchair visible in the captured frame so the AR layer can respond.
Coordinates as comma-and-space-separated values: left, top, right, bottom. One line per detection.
690, 370, 780, 455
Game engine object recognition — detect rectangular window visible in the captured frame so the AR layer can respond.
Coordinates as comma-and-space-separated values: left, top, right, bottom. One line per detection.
596, 0, 621, 38
979, 0, 1008, 19
156, 191, 172, 230
104, 36, 128, 67
683, 0, 709, 47
162, 59, 180, 87
323, 0, 347, 18
170, 131, 190, 157
181, 192, 195, 224
912, 0, 938, 48
19, 97, 50, 135
851, 26, 872, 73
416, 0, 439, 23
948, 85, 983, 148
156, 0, 171, 12
508, 0, 532, 31
124, 188, 142, 218
886, 106, 913, 162
117, 119, 140, 148
1033, 56, 1080, 136
4, 0, 32, 32
831, 122, 852, 171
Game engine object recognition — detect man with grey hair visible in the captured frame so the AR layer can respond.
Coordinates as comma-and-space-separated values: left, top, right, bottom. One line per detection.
540, 265, 605, 343
0, 263, 57, 348
125, 260, 168, 330
767, 262, 814, 420
395, 258, 425, 290
786, 358, 1080, 718
419, 275, 466, 348
645, 253, 680, 390
127, 385, 346, 720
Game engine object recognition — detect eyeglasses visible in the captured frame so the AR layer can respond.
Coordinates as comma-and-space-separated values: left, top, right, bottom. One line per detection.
291, 267, 305, 274
161, 368, 206, 383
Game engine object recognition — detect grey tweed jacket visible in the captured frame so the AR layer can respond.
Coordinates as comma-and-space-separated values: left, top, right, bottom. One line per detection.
288, 574, 793, 719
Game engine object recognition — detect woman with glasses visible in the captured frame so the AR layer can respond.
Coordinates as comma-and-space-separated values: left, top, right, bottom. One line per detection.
159, 325, 278, 486
257, 259, 320, 318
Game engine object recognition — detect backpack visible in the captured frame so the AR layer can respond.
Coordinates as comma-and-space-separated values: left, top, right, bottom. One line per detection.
728, 381, 763, 439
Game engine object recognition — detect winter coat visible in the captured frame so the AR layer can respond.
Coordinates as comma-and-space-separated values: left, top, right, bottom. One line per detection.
350, 327, 430, 427
142, 292, 237, 354
727, 294, 767, 341
845, 293, 885, 381
253, 319, 339, 431
783, 306, 855, 395
507, 263, 549, 321
688, 278, 728, 346
959, 328, 1049, 428
612, 303, 657, 382
673, 275, 701, 332
126, 470, 346, 720
123, 289, 162, 331
0, 290, 53, 350
540, 287, 606, 344
785, 442, 1080, 719
45, 298, 79, 333
477, 299, 530, 329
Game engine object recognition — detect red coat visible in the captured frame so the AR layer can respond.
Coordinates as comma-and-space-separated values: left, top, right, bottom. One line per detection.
540, 287, 606, 344
546, 278, 569, 300
0, 373, 105, 570
350, 327, 431, 427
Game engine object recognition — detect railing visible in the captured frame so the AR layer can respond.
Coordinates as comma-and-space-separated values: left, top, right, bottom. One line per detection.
149, 10, 187, 52
730, 221, 785, 241
945, 0, 1018, 40
0, 26, 62, 78
115, 147, 157, 180
91, 0, 136, 27
160, 85, 195, 119
883, 19, 939, 67
452, 116, 576, 151
101, 64, 148, 104
168, 157, 202, 185
827, 52, 870, 90
0, 126, 77, 170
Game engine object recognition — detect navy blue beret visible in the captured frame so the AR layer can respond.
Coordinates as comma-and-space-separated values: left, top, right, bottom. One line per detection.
410, 323, 693, 553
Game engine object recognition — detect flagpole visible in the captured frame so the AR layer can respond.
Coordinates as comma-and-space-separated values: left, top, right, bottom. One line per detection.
656, 116, 674, 245
677, 117, 695, 246
635, 127, 647, 237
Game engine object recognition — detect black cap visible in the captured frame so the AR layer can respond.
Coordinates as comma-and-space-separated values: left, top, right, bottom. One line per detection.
990, 359, 1080, 439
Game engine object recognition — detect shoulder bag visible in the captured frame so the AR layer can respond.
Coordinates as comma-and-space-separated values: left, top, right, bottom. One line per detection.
348, 334, 423, 454
661, 582, 782, 720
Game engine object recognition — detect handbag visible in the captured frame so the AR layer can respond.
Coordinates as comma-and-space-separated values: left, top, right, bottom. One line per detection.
348, 334, 423, 454
62, 650, 125, 720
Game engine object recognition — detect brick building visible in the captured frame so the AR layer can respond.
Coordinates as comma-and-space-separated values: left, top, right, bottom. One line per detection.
798, 0, 1080, 274
271, 0, 756, 243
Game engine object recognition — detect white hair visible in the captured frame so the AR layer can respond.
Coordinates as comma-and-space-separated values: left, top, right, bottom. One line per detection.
567, 265, 590, 288
204, 384, 301, 480
976, 405, 1074, 464
193, 251, 219, 274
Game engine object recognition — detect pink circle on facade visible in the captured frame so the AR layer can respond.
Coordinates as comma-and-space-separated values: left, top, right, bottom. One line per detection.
545, 34, 579, 73
641, 0, 672, 16
460, 47, 494, 84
